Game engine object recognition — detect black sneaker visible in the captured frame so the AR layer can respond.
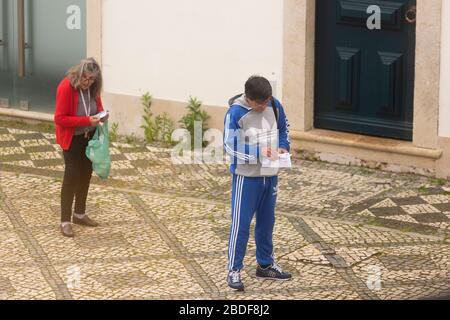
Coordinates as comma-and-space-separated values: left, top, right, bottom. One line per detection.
256, 263, 292, 281
227, 270, 244, 291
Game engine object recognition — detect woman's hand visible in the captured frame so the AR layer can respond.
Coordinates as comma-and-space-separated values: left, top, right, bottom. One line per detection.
89, 116, 101, 127
100, 114, 110, 123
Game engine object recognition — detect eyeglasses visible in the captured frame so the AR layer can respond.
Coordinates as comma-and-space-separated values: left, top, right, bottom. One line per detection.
81, 76, 96, 84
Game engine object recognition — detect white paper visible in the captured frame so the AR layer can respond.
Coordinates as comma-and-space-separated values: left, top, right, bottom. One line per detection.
278, 153, 292, 168
262, 153, 292, 169
94, 111, 109, 119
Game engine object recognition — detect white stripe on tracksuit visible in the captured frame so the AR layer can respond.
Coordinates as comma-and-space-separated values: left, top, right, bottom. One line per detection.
224, 114, 256, 162
228, 175, 244, 270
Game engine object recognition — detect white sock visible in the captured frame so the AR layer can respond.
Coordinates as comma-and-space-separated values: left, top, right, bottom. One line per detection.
74, 213, 86, 219
61, 222, 71, 228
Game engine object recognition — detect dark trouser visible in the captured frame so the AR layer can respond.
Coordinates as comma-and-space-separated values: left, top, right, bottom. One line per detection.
61, 133, 94, 223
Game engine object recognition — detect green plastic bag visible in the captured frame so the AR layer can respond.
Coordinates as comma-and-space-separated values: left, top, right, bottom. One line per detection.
86, 121, 111, 180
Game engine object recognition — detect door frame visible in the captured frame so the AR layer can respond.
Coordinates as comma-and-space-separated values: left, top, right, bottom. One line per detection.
283, 0, 442, 150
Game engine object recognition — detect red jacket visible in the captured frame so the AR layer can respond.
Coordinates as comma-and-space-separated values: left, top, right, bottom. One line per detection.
54, 78, 104, 151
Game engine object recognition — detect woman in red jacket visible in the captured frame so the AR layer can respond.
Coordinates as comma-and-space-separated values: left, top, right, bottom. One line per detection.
54, 58, 108, 237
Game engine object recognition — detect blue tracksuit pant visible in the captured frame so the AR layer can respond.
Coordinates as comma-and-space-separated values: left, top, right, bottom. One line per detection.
228, 174, 278, 271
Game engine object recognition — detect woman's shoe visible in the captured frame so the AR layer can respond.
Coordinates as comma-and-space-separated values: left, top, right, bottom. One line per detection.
60, 224, 75, 237
73, 215, 99, 227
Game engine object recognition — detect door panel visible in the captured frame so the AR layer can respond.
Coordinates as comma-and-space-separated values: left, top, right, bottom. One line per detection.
0, 0, 86, 113
337, 0, 404, 30
378, 51, 403, 116
315, 0, 416, 141
336, 47, 361, 111
0, 0, 7, 72
0, 0, 15, 108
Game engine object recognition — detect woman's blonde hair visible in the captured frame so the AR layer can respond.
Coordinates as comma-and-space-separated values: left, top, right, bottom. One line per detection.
67, 58, 103, 98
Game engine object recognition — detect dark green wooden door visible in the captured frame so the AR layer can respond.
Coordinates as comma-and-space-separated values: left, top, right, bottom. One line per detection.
315, 0, 416, 141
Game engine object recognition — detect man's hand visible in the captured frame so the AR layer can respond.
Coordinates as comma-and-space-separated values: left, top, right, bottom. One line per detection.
262, 147, 279, 160
89, 116, 101, 127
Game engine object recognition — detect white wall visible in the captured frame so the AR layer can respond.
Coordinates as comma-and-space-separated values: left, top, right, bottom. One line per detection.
102, 0, 283, 107
440, 0, 450, 137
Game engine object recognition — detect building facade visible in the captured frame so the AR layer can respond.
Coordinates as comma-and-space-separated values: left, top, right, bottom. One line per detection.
1, 0, 450, 178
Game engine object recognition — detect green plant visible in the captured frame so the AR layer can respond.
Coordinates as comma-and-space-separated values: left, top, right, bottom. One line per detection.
110, 122, 119, 143
399, 225, 415, 233
443, 234, 450, 243
155, 113, 175, 146
140, 92, 158, 143
125, 133, 139, 145
418, 186, 428, 194
0, 119, 54, 133
179, 96, 210, 149
37, 122, 55, 132
140, 92, 175, 146
360, 168, 374, 175
430, 178, 448, 186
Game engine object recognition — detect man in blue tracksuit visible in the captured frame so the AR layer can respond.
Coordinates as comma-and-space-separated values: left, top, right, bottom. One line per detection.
224, 76, 292, 291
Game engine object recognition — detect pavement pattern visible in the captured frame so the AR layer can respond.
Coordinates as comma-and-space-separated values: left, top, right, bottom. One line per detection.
0, 124, 449, 300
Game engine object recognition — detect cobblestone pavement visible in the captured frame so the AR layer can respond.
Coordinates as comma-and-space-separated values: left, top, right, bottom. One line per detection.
0, 125, 449, 300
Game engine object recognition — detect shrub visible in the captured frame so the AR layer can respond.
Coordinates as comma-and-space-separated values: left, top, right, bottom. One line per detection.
141, 92, 158, 143
110, 122, 119, 143
140, 92, 175, 146
155, 113, 175, 146
179, 96, 210, 148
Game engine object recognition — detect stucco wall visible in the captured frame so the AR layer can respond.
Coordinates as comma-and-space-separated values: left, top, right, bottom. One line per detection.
439, 0, 450, 138
101, 0, 283, 108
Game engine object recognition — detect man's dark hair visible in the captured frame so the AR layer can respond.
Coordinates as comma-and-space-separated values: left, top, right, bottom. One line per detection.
245, 76, 273, 103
